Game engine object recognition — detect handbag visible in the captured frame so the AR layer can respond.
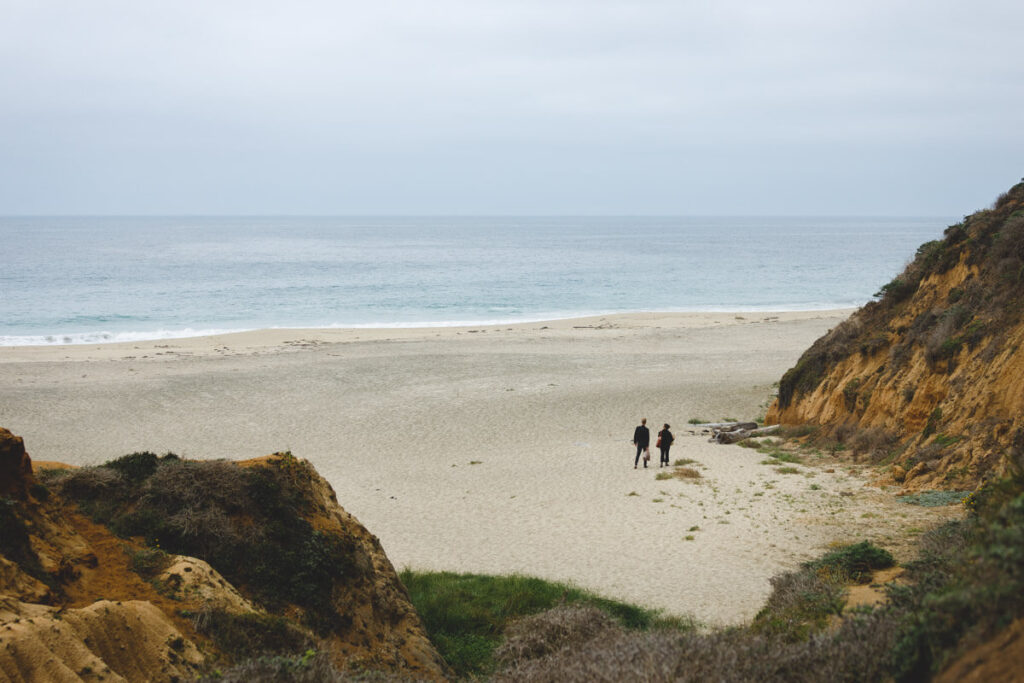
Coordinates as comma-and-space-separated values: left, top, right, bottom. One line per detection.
656, 436, 662, 448
643, 448, 650, 462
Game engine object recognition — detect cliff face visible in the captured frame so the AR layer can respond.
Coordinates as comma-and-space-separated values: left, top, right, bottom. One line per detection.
767, 180, 1024, 489
0, 428, 447, 682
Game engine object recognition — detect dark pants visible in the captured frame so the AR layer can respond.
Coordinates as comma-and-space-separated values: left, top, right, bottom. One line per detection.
634, 444, 649, 467
660, 446, 670, 465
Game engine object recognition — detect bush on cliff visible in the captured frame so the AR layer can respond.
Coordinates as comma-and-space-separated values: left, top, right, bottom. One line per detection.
51, 452, 362, 634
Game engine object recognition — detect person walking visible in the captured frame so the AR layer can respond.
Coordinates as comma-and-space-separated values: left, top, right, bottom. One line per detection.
632, 418, 650, 469
657, 424, 674, 467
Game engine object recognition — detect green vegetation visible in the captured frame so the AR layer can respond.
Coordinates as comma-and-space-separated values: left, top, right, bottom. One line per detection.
51, 452, 362, 634
191, 609, 313, 664
842, 377, 862, 411
195, 650, 339, 683
922, 407, 943, 438
398, 571, 691, 679
125, 545, 172, 578
804, 541, 894, 584
757, 443, 802, 464
778, 180, 1024, 416
898, 490, 970, 507
873, 276, 917, 303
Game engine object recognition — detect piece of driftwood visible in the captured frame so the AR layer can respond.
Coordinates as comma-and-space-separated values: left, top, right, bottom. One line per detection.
713, 424, 780, 444
691, 421, 759, 432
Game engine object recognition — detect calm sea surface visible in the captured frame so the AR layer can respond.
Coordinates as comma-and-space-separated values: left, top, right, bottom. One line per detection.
0, 216, 952, 345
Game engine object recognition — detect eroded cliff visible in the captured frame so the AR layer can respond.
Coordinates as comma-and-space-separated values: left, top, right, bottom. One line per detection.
0, 427, 447, 681
766, 179, 1024, 489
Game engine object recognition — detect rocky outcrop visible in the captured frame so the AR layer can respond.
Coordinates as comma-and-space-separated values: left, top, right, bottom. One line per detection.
0, 430, 448, 681
236, 454, 450, 677
767, 179, 1024, 489
0, 598, 204, 683
0, 428, 33, 499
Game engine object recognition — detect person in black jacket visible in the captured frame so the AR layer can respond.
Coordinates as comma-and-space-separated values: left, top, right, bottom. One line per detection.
657, 424, 674, 467
632, 418, 650, 469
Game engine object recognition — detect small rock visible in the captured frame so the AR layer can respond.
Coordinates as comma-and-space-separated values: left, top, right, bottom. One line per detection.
892, 465, 907, 483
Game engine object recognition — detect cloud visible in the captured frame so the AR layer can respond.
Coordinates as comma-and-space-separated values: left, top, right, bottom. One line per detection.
1, 0, 1021, 213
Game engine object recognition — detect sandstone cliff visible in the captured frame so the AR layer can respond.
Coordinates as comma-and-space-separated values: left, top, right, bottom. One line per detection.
766, 179, 1024, 489
0, 427, 447, 681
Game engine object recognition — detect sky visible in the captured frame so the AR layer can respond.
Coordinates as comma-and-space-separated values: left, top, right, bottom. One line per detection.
1, 0, 1021, 215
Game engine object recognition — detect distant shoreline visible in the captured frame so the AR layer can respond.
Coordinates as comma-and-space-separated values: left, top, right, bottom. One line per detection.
0, 307, 859, 348
0, 309, 856, 356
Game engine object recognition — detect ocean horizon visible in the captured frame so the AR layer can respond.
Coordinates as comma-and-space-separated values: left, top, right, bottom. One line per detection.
1, 215, 953, 346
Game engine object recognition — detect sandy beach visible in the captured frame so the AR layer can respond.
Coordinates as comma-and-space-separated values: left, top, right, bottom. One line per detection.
0, 311, 960, 625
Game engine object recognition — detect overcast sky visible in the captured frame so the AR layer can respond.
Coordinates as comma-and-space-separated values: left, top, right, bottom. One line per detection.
1, 1, 1021, 215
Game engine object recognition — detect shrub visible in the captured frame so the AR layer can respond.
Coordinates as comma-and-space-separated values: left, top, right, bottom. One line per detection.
752, 567, 846, 641
195, 651, 359, 683
804, 541, 894, 584
842, 378, 862, 411
56, 466, 124, 502
192, 609, 313, 663
29, 482, 50, 501
399, 571, 689, 679
102, 451, 179, 483
126, 546, 172, 578
846, 428, 898, 462
874, 276, 917, 302
898, 490, 970, 507
54, 454, 363, 634
495, 605, 617, 667
922, 407, 943, 438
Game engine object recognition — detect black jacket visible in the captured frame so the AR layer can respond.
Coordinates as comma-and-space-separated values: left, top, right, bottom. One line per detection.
658, 429, 674, 448
633, 425, 650, 447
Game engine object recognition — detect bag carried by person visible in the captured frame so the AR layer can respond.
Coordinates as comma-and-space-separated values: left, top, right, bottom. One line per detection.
643, 448, 650, 462
656, 436, 662, 447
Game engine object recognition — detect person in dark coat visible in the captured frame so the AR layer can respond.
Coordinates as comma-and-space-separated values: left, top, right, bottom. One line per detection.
632, 418, 650, 469
658, 424, 674, 467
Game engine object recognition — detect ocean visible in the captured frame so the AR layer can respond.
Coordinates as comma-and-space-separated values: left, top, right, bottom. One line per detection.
0, 215, 951, 346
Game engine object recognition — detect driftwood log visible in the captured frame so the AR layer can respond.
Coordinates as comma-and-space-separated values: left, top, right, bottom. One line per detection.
713, 424, 781, 444
691, 421, 759, 432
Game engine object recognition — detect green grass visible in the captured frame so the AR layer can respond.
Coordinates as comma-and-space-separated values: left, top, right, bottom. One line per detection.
805, 541, 894, 584
776, 466, 800, 475
899, 490, 970, 507
758, 446, 802, 463
398, 571, 691, 678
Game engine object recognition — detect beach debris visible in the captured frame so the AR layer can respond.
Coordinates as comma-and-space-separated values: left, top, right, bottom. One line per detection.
691, 421, 758, 433
709, 424, 781, 444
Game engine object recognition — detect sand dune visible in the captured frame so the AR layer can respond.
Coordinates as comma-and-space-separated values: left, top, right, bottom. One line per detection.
0, 311, 960, 625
